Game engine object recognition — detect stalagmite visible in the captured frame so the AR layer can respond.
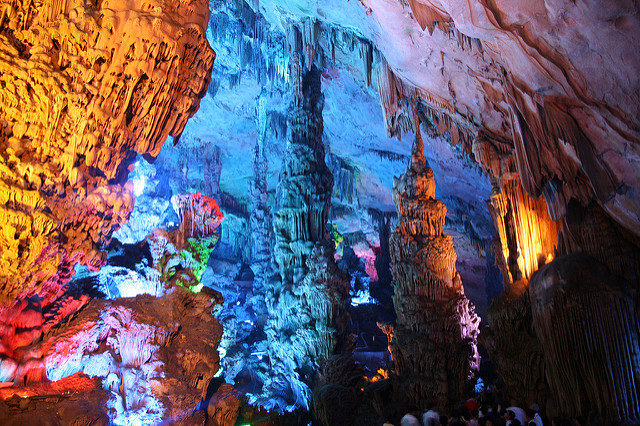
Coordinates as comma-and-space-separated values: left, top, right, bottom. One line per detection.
384, 114, 480, 409
249, 94, 275, 298
258, 25, 350, 412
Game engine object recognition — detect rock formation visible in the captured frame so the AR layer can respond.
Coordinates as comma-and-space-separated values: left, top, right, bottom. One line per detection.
250, 94, 274, 298
530, 253, 640, 424
488, 178, 560, 286
260, 26, 350, 411
0, 0, 215, 304
385, 119, 480, 409
0, 285, 226, 425
0, 0, 220, 420
481, 286, 548, 408
170, 192, 225, 247
0, 0, 639, 422
0, 183, 230, 423
251, 0, 640, 246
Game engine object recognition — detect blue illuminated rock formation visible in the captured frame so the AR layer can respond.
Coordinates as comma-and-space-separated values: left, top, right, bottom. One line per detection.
259, 31, 351, 411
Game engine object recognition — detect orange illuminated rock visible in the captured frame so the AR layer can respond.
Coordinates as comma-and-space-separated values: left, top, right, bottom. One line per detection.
488, 177, 560, 287
0, 0, 215, 304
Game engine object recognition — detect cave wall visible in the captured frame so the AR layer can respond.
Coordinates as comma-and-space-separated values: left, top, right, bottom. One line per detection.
0, 0, 214, 305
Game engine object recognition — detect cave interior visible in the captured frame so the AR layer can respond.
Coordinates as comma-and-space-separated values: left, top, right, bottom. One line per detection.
0, 0, 639, 425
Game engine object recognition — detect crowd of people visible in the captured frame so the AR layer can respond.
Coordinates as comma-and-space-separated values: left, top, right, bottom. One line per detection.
387, 398, 581, 426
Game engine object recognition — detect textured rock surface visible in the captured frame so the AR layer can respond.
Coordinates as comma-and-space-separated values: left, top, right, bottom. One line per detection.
488, 178, 560, 286
0, 0, 215, 303
261, 36, 350, 410
0, 373, 110, 425
482, 285, 548, 409
530, 253, 640, 423
0, 286, 226, 424
385, 121, 480, 409
254, 0, 640, 243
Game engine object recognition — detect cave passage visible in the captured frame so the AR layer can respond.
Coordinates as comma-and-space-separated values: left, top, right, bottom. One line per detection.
0, 0, 639, 425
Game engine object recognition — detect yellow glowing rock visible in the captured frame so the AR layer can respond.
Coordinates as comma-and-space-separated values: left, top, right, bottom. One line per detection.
0, 0, 215, 303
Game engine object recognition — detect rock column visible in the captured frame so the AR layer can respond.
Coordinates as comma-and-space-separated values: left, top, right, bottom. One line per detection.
386, 122, 480, 409
260, 26, 350, 411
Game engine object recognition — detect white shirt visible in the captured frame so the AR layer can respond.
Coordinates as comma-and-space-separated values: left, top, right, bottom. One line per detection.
507, 406, 527, 424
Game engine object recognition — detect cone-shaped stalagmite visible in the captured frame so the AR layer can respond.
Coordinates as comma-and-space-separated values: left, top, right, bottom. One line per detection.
386, 118, 480, 409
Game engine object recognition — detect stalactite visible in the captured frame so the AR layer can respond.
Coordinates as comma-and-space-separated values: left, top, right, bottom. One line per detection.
418, 101, 476, 158
530, 253, 640, 423
376, 59, 415, 139
406, 0, 450, 35
170, 193, 224, 246
383, 116, 480, 410
559, 201, 640, 286
405, 0, 482, 53
482, 176, 560, 409
487, 177, 560, 286
208, 0, 289, 87
328, 154, 359, 207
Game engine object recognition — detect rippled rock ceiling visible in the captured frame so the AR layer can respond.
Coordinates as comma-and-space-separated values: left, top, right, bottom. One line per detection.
0, 0, 639, 424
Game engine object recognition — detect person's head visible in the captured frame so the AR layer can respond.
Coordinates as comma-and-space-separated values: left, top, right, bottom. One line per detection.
400, 413, 420, 426
424, 418, 438, 426
505, 410, 515, 420
525, 408, 535, 421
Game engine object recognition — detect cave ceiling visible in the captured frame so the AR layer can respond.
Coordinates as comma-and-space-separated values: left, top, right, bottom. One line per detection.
249, 0, 640, 237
